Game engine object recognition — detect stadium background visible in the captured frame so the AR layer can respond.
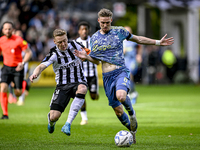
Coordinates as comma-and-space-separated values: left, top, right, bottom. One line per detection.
0, 0, 200, 85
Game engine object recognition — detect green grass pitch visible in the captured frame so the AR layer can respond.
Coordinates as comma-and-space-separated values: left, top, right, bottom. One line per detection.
0, 85, 200, 150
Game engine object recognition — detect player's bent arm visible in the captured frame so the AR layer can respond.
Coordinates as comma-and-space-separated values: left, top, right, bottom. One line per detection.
29, 64, 47, 82
23, 47, 33, 64
16, 47, 33, 71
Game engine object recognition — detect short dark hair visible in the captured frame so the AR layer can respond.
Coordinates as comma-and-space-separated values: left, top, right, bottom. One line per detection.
2, 21, 14, 29
78, 21, 90, 30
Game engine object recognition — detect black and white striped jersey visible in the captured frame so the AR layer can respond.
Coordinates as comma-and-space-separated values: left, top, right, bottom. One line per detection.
41, 40, 87, 85
76, 36, 98, 77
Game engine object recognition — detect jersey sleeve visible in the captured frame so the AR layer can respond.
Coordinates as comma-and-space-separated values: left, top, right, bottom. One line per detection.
116, 26, 132, 41
41, 52, 56, 67
19, 37, 28, 51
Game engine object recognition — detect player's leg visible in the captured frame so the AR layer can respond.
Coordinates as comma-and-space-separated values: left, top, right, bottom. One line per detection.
113, 104, 131, 130
0, 66, 12, 119
17, 80, 29, 106
17, 62, 29, 105
80, 101, 88, 125
8, 82, 17, 104
0, 82, 9, 119
62, 83, 87, 136
48, 110, 61, 133
116, 71, 138, 134
80, 76, 99, 125
48, 85, 72, 134
13, 68, 24, 97
129, 61, 139, 105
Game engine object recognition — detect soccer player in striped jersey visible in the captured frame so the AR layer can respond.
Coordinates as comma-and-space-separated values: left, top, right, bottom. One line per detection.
76, 21, 99, 125
29, 29, 88, 136
74, 8, 174, 143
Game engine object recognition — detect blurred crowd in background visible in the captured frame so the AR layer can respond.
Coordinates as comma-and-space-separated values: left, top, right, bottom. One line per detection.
0, 0, 93, 61
0, 0, 199, 84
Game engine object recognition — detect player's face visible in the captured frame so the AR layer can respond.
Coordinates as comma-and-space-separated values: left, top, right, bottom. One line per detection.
78, 25, 89, 40
14, 30, 23, 38
98, 16, 112, 34
54, 34, 68, 51
2, 23, 13, 38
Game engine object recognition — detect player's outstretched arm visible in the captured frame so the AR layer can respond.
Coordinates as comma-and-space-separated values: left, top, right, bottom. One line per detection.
29, 64, 47, 82
74, 48, 100, 65
130, 34, 174, 46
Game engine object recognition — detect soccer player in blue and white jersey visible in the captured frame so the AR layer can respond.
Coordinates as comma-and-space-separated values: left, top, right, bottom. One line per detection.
29, 29, 88, 136
123, 26, 142, 105
74, 8, 174, 144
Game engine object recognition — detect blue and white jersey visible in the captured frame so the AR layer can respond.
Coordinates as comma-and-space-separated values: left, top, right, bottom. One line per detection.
90, 26, 132, 66
123, 40, 139, 75
41, 40, 87, 85
123, 40, 138, 60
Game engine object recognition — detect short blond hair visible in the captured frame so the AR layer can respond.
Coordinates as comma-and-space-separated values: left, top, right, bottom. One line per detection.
53, 29, 66, 38
98, 8, 113, 18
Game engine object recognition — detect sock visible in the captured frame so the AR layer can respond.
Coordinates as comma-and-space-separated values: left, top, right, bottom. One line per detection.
18, 92, 25, 102
122, 96, 134, 116
80, 111, 88, 121
117, 112, 131, 131
0, 92, 8, 116
22, 80, 27, 93
67, 96, 85, 124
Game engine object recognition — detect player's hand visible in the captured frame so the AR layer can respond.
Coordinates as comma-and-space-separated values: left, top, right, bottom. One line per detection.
15, 62, 24, 71
74, 48, 87, 61
160, 34, 174, 46
29, 74, 38, 82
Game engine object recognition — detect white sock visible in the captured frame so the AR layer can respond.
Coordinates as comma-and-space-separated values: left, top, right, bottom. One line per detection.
18, 92, 25, 102
67, 97, 85, 124
81, 111, 88, 121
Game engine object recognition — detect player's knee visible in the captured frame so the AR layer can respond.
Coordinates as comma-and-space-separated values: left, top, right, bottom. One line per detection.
116, 94, 126, 102
116, 90, 126, 102
77, 84, 88, 94
14, 89, 22, 97
50, 113, 60, 122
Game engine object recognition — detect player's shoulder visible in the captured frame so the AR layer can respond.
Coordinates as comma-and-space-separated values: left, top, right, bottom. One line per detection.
69, 40, 84, 49
49, 46, 58, 55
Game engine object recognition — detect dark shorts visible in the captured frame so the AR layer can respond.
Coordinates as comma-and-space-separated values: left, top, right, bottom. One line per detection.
103, 66, 130, 108
0, 65, 24, 89
86, 76, 98, 94
50, 82, 88, 113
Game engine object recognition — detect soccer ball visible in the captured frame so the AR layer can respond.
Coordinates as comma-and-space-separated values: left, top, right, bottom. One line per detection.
114, 130, 133, 147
